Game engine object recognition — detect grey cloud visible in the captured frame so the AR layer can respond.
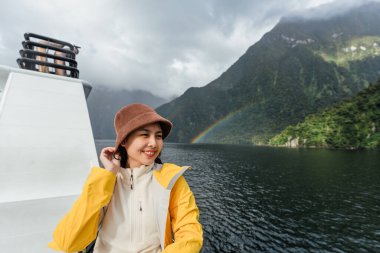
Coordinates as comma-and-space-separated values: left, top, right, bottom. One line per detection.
0, 0, 376, 98
283, 0, 380, 21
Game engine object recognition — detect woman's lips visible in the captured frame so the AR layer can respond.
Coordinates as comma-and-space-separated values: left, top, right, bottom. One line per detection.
143, 150, 156, 158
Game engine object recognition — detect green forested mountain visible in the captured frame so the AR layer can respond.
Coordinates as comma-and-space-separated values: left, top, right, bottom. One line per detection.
269, 81, 380, 149
157, 2, 380, 144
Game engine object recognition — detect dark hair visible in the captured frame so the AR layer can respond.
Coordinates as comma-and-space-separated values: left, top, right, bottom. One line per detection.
115, 146, 163, 168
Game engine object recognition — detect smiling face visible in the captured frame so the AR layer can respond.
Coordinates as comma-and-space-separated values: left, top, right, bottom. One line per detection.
121, 122, 163, 168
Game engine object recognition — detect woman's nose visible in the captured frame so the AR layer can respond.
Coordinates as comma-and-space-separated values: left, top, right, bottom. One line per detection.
148, 135, 157, 147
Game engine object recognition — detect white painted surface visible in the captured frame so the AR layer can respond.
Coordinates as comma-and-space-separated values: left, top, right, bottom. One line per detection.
0, 195, 78, 253
0, 69, 98, 203
0, 66, 99, 252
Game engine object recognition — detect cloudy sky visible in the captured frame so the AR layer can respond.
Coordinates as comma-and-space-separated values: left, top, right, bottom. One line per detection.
0, 0, 375, 98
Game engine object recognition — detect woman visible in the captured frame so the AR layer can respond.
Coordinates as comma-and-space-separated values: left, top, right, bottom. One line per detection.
48, 103, 203, 253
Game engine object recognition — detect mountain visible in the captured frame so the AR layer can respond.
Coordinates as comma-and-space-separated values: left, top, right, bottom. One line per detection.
87, 86, 168, 139
269, 81, 380, 149
156, 2, 380, 144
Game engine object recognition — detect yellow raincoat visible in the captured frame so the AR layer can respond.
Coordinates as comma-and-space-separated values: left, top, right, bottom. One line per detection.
48, 163, 203, 253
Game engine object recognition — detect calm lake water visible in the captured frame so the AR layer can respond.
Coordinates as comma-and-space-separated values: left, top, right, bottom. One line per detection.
95, 140, 380, 253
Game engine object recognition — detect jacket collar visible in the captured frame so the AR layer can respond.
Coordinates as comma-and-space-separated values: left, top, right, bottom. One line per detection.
119, 163, 154, 184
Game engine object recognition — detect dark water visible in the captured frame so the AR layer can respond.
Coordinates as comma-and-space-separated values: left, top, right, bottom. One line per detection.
95, 140, 380, 253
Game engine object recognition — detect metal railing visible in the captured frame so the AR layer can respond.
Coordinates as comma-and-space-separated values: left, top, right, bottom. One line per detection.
16, 33, 80, 78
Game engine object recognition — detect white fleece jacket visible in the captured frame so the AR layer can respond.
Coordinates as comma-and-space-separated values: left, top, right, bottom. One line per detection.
93, 164, 161, 253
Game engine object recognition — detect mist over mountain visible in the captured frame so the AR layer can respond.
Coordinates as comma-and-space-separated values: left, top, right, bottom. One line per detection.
87, 86, 168, 139
157, 2, 380, 144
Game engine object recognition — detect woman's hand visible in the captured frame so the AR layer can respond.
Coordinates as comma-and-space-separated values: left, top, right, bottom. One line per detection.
99, 147, 121, 175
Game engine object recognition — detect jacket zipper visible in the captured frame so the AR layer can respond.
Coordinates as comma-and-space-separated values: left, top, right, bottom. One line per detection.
130, 169, 134, 243
129, 183, 133, 243
130, 169, 134, 190
130, 170, 143, 241
139, 200, 143, 241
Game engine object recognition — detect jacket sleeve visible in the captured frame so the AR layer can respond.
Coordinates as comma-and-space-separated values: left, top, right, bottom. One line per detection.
48, 167, 116, 253
163, 176, 203, 253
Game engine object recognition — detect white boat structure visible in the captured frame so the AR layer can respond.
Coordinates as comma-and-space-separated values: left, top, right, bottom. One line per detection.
0, 33, 99, 252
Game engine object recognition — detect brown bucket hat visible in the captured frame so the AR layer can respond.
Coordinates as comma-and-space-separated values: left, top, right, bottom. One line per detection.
114, 103, 172, 152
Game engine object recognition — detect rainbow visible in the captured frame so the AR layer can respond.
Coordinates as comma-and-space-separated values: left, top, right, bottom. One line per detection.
191, 105, 251, 143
